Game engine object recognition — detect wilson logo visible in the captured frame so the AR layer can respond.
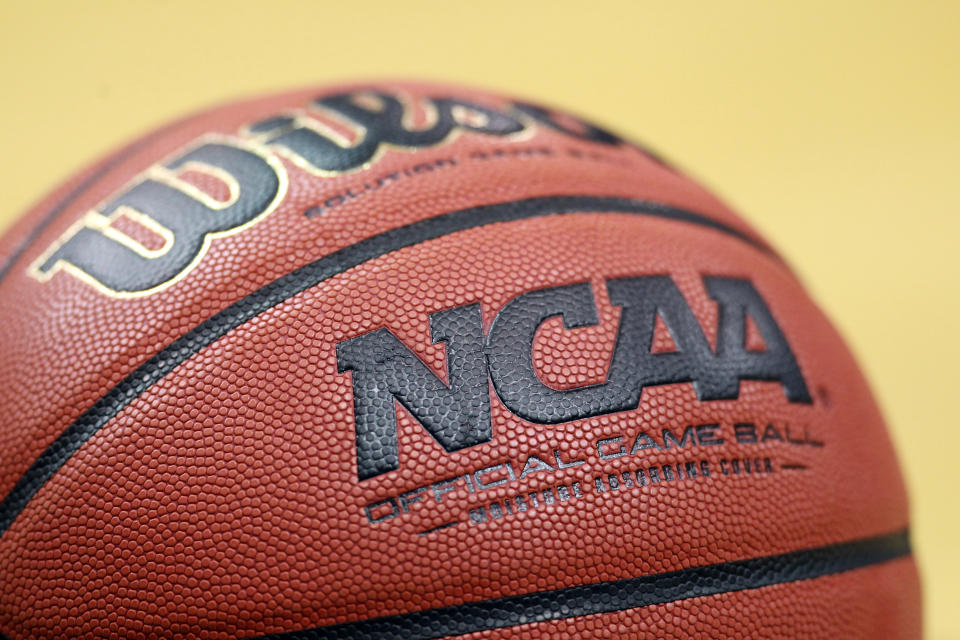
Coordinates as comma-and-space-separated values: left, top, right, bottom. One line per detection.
29, 89, 652, 297
338, 276, 811, 480
29, 137, 286, 296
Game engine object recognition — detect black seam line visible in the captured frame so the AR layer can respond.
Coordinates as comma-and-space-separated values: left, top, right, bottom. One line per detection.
248, 529, 910, 640
0, 194, 775, 537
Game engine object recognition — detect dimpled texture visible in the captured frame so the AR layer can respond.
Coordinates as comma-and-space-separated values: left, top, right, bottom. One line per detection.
0, 81, 919, 639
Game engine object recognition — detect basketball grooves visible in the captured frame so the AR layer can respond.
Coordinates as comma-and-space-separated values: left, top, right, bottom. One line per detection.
0, 532, 911, 640
0, 195, 776, 536
266, 529, 911, 639
0, 529, 914, 639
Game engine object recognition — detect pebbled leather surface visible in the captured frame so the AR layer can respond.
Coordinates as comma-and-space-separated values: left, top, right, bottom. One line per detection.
0, 81, 919, 639
245, 529, 912, 639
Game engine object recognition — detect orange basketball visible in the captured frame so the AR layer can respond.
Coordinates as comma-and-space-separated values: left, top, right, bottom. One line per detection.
0, 81, 920, 639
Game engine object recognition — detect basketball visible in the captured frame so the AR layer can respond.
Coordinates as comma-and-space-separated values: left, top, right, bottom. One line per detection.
0, 81, 920, 638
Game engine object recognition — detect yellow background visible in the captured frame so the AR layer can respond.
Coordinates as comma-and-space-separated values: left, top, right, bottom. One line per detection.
0, 1, 956, 636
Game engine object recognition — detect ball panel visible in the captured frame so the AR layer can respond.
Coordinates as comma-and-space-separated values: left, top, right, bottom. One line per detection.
0, 83, 754, 507
2, 211, 908, 636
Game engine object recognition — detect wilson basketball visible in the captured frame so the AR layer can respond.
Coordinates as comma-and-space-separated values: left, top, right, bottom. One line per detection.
0, 82, 919, 638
